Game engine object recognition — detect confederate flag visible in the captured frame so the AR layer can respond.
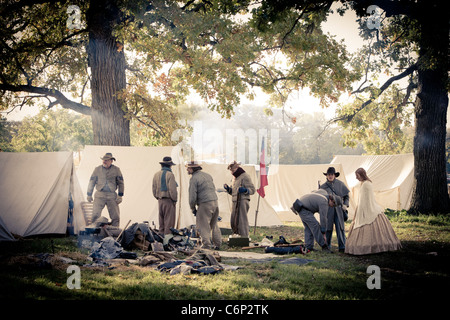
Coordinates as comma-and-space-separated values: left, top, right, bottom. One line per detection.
257, 136, 268, 198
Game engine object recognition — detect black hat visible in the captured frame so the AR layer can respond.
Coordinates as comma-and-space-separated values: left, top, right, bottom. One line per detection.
159, 156, 175, 166
323, 166, 340, 177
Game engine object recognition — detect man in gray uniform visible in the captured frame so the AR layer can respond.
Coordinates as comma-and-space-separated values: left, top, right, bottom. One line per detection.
152, 156, 178, 236
187, 162, 222, 249
320, 167, 350, 252
87, 153, 124, 227
291, 189, 341, 252
224, 161, 255, 237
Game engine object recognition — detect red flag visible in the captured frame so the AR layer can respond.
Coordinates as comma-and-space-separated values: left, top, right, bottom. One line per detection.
257, 137, 268, 198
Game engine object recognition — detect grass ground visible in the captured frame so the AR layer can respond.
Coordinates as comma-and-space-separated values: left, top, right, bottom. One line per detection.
0, 211, 448, 304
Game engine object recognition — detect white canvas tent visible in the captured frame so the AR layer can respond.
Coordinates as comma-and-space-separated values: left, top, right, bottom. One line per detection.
331, 154, 414, 212
0, 151, 86, 239
0, 215, 15, 241
194, 163, 282, 228
263, 164, 356, 221
76, 145, 282, 231
77, 145, 193, 230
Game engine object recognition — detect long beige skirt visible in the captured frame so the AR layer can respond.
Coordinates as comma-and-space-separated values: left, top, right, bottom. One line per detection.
345, 213, 402, 255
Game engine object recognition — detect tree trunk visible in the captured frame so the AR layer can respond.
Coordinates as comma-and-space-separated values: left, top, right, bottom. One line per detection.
87, 0, 130, 146
410, 1, 449, 214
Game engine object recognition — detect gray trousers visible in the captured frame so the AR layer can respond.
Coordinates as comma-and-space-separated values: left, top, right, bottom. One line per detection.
196, 200, 222, 248
298, 208, 326, 250
92, 191, 120, 227
326, 207, 346, 250
231, 199, 250, 237
158, 198, 176, 235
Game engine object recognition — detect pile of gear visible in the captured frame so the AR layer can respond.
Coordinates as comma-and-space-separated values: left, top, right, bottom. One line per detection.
87, 235, 223, 275
119, 222, 198, 253
79, 219, 227, 275
145, 250, 223, 275
264, 236, 309, 254
80, 217, 200, 254
242, 236, 310, 255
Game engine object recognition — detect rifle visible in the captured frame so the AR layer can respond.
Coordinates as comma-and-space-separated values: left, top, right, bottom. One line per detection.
115, 219, 131, 242
324, 181, 348, 221
184, 224, 194, 250
143, 220, 155, 244
232, 180, 243, 234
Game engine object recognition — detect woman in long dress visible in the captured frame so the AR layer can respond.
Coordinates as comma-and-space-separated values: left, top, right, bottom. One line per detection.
345, 168, 402, 255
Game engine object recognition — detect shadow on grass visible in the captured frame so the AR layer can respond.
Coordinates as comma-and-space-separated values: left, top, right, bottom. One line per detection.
349, 240, 450, 299
1, 220, 449, 300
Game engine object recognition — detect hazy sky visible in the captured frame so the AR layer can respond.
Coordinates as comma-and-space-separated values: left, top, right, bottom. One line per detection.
238, 4, 363, 120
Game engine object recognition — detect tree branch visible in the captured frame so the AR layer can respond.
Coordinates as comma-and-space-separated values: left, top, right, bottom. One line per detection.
0, 0, 60, 16
281, 9, 307, 47
352, 39, 375, 95
0, 83, 91, 115
332, 62, 418, 123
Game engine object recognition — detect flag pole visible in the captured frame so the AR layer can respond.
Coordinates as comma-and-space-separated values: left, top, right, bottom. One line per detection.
254, 136, 267, 235
254, 188, 261, 235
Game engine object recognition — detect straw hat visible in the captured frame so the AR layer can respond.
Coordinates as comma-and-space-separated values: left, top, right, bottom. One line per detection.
185, 161, 202, 168
227, 161, 241, 170
101, 153, 116, 161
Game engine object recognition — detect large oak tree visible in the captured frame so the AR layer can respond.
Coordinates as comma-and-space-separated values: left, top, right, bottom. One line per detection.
351, 0, 449, 214
250, 0, 449, 214
0, 0, 356, 146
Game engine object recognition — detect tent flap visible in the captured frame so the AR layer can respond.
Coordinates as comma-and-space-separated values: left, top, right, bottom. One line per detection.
331, 154, 414, 211
0, 215, 15, 241
0, 151, 85, 238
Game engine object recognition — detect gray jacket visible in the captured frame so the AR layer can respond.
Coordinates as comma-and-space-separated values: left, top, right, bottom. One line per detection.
228, 171, 255, 202
320, 179, 349, 231
188, 170, 218, 210
298, 191, 329, 232
152, 168, 178, 202
87, 165, 124, 197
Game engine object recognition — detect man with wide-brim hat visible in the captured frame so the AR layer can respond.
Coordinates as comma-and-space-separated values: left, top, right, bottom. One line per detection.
87, 153, 124, 227
323, 166, 340, 177
159, 156, 175, 166
224, 161, 255, 237
320, 166, 350, 252
101, 153, 116, 161
186, 161, 222, 249
186, 161, 202, 172
152, 156, 178, 235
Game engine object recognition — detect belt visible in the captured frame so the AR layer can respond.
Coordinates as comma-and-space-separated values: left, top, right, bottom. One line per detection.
301, 206, 313, 213
97, 189, 115, 193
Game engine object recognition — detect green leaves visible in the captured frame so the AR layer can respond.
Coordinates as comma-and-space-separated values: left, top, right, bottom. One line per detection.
337, 85, 414, 154
10, 107, 92, 152
0, 0, 407, 150
333, 10, 422, 155
120, 0, 358, 119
